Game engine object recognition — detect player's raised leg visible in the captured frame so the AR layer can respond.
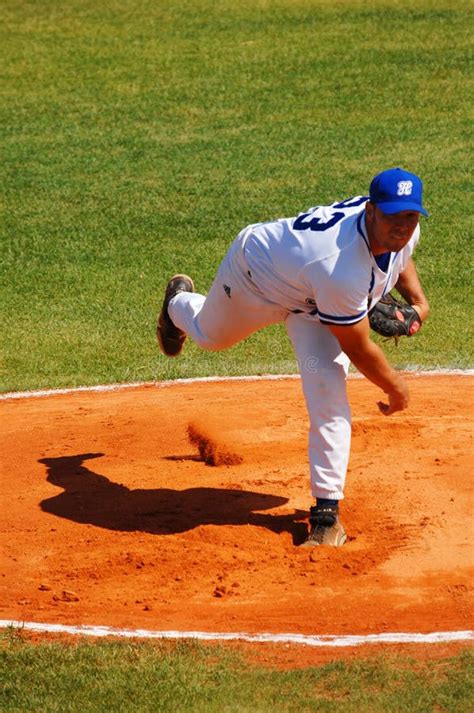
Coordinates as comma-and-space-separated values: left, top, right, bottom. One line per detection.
158, 234, 287, 354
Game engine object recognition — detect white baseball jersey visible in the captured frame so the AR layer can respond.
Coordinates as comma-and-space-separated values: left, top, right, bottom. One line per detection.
242, 196, 420, 325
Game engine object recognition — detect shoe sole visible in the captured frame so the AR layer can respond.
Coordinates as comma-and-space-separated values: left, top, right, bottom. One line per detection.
157, 274, 194, 357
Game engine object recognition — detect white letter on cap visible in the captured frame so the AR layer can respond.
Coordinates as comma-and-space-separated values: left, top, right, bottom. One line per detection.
397, 180, 413, 196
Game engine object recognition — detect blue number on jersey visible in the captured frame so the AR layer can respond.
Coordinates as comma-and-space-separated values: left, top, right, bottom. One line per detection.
293, 211, 344, 232
293, 196, 368, 232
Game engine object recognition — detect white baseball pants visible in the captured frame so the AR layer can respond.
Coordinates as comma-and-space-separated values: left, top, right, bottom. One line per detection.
168, 231, 351, 500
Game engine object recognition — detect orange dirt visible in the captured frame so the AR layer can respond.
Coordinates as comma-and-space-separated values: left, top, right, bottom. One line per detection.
1, 374, 473, 665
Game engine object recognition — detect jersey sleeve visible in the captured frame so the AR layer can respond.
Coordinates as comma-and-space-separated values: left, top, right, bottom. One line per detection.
304, 259, 370, 326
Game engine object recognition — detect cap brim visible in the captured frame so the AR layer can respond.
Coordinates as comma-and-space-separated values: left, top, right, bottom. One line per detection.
377, 201, 429, 217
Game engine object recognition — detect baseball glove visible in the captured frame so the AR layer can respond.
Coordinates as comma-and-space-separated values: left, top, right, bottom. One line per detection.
369, 293, 422, 341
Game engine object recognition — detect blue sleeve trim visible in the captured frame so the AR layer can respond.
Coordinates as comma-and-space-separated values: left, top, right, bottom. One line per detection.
317, 308, 367, 323
319, 317, 366, 327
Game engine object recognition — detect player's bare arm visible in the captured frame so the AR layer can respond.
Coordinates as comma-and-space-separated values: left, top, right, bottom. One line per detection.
328, 318, 409, 416
395, 258, 430, 322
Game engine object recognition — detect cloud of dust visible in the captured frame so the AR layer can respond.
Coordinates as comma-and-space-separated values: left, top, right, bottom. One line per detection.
187, 421, 243, 466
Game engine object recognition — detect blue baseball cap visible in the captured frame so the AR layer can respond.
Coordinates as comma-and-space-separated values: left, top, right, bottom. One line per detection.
369, 167, 429, 216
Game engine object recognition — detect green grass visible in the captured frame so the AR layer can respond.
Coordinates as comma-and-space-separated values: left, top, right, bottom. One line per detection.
1, 631, 473, 712
1, 0, 473, 391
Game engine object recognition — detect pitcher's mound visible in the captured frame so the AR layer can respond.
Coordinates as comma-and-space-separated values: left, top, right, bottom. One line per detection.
1, 374, 472, 663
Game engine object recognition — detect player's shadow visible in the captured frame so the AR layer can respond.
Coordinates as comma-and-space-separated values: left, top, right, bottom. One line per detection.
39, 453, 308, 544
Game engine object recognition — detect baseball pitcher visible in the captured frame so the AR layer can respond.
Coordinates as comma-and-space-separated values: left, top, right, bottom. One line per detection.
156, 167, 430, 547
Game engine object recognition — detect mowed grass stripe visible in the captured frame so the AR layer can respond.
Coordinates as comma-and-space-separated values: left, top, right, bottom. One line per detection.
2, 0, 472, 390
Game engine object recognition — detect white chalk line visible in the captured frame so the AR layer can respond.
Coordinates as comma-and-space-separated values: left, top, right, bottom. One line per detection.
0, 374, 299, 400
1, 369, 473, 401
1, 621, 473, 648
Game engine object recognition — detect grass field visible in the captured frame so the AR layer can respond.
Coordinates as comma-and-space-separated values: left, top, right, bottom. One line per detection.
2, 0, 473, 392
1, 0, 473, 708
1, 632, 473, 712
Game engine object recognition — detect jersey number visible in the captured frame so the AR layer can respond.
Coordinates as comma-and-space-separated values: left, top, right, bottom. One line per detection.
293, 196, 368, 232
293, 212, 344, 232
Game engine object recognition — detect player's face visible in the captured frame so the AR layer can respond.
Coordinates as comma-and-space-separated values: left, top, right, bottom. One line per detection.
365, 203, 420, 254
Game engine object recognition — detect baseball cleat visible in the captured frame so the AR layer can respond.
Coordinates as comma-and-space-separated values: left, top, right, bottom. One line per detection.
157, 274, 194, 357
300, 505, 347, 547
